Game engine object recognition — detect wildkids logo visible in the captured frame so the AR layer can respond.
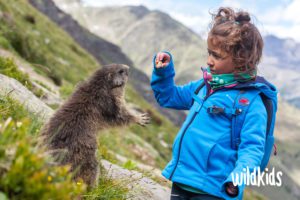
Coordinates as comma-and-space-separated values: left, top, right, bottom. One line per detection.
231, 167, 283, 187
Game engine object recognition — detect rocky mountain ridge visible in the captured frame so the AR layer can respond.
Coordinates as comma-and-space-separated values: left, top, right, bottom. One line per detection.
54, 1, 207, 84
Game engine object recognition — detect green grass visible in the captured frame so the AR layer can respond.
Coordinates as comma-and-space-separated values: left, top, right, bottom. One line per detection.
83, 178, 129, 200
34, 80, 55, 93
59, 81, 77, 100
0, 56, 32, 89
83, 166, 130, 200
0, 35, 11, 49
244, 188, 267, 200
0, 0, 99, 85
0, 56, 44, 97
0, 96, 86, 200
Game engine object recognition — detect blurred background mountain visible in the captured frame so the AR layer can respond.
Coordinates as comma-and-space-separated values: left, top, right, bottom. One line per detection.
0, 0, 299, 199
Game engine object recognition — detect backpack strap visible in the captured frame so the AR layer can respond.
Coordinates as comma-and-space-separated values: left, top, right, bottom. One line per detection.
231, 89, 261, 150
191, 81, 205, 106
260, 94, 275, 136
231, 88, 277, 170
260, 94, 277, 169
195, 81, 205, 95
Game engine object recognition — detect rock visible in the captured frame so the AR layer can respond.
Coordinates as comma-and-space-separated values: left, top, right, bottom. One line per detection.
31, 81, 62, 106
101, 160, 170, 200
0, 48, 62, 107
0, 48, 60, 94
0, 74, 53, 121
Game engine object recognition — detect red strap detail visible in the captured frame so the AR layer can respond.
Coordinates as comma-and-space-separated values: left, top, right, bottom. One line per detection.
273, 144, 277, 156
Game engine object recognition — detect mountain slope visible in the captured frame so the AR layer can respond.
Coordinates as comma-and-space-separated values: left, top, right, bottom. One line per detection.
54, 2, 208, 84
0, 0, 99, 85
29, 0, 187, 126
263, 35, 300, 72
261, 35, 300, 108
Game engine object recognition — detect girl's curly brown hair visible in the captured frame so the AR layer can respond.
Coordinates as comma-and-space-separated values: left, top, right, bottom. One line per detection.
208, 7, 263, 72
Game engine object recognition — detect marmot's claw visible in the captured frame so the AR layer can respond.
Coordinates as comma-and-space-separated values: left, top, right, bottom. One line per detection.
137, 113, 151, 126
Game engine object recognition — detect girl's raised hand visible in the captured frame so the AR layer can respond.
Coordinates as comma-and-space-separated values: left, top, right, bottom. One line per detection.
155, 52, 170, 68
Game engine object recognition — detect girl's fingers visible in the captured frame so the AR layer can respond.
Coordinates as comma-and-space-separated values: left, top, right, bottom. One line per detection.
157, 53, 163, 61
155, 52, 170, 68
155, 57, 162, 68
162, 62, 169, 67
157, 52, 170, 61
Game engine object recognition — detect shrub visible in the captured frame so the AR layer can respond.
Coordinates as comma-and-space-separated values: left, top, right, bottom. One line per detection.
0, 97, 86, 199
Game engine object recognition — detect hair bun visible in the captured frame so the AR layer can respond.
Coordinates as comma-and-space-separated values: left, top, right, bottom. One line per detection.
235, 12, 251, 23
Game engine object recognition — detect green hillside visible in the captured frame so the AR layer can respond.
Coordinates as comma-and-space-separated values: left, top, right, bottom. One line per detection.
0, 0, 99, 85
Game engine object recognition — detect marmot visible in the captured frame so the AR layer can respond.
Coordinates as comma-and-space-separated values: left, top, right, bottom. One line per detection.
40, 64, 150, 186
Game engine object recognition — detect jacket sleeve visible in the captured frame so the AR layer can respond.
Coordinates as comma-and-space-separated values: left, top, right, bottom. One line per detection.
222, 94, 267, 199
150, 51, 203, 110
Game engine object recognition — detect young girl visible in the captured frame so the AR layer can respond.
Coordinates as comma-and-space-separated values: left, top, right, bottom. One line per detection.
151, 7, 277, 200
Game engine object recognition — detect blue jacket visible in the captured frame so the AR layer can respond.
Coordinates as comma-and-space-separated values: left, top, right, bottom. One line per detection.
151, 52, 278, 199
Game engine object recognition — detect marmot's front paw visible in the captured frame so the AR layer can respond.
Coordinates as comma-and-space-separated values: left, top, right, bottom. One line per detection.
137, 113, 151, 126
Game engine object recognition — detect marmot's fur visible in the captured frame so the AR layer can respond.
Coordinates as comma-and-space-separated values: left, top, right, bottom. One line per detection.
40, 64, 150, 186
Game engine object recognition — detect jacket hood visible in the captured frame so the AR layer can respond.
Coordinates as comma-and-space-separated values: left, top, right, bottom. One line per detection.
235, 76, 278, 102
